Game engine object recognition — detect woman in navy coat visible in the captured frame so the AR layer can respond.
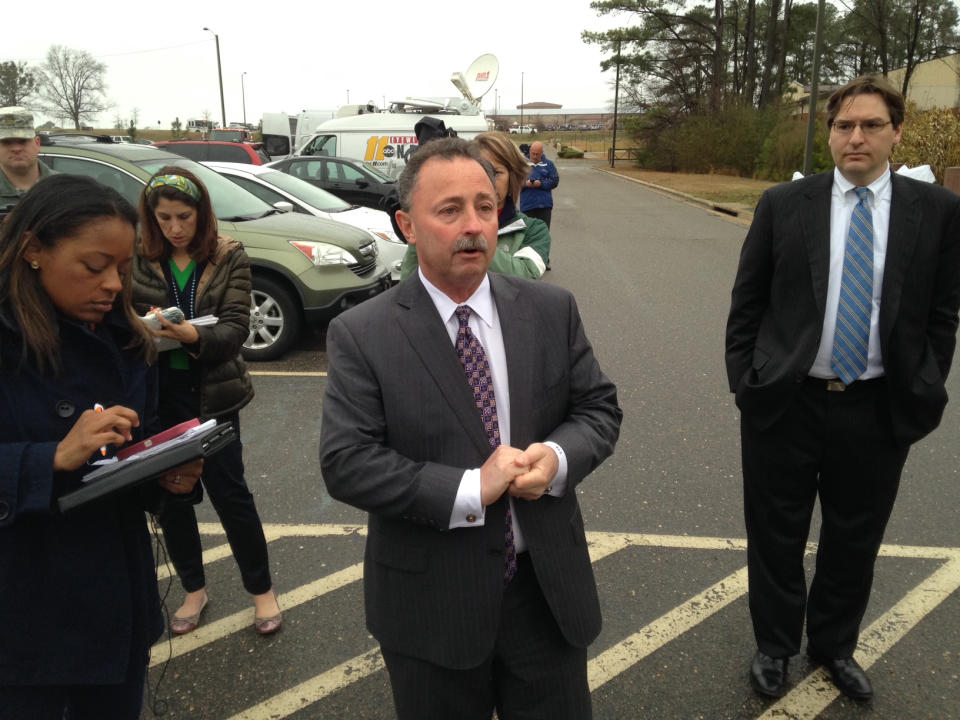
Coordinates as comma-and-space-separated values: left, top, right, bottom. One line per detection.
0, 176, 200, 719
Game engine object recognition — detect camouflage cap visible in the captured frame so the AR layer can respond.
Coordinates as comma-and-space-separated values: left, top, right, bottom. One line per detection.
0, 106, 36, 140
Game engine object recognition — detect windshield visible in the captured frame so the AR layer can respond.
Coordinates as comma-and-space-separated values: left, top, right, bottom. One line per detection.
259, 169, 352, 212
135, 157, 273, 220
210, 129, 242, 140
361, 162, 395, 183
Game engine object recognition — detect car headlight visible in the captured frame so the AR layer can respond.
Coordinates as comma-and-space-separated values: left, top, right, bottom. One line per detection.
289, 240, 356, 266
371, 229, 404, 245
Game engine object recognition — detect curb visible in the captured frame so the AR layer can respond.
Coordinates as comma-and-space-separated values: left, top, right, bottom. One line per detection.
593, 166, 752, 225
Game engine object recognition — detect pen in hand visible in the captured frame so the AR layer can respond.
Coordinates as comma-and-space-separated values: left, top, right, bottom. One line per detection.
94, 403, 107, 456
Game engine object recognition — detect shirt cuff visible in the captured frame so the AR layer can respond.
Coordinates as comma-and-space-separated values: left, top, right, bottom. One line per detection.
448, 468, 486, 528
543, 441, 567, 496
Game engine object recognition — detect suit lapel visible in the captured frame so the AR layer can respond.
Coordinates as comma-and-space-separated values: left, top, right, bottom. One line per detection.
393, 277, 492, 457
800, 173, 834, 316
879, 174, 921, 346
490, 275, 537, 447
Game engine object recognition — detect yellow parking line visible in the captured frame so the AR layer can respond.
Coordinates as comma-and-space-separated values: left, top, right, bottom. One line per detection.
150, 525, 960, 718
759, 556, 960, 719
149, 563, 362, 667
588, 566, 750, 690
227, 648, 384, 720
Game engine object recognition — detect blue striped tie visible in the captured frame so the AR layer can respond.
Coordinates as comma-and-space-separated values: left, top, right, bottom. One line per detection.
832, 187, 873, 385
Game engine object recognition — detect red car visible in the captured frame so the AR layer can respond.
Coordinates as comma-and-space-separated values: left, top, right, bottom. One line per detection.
152, 140, 271, 165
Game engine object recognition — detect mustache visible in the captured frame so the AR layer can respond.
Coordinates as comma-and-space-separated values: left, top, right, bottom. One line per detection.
453, 235, 489, 252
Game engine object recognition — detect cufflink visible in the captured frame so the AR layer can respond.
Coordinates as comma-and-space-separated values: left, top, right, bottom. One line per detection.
466, 514, 477, 523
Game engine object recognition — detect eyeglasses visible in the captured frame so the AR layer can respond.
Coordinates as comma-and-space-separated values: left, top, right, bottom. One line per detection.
830, 120, 893, 135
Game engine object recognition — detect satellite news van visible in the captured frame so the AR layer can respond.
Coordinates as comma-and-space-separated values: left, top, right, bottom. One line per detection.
292, 54, 500, 177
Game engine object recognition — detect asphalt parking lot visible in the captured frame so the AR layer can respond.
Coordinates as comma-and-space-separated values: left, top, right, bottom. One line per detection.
143, 159, 960, 719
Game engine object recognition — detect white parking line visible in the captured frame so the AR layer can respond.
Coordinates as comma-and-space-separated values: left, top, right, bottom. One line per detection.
759, 556, 960, 720
151, 525, 960, 719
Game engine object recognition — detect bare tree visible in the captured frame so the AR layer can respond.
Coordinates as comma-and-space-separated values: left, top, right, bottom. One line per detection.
0, 61, 38, 106
38, 46, 109, 130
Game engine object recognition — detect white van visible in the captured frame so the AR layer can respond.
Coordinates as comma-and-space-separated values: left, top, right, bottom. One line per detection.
293, 102, 490, 177
261, 112, 298, 160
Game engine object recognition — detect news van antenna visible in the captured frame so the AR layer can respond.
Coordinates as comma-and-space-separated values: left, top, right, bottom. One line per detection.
451, 53, 499, 107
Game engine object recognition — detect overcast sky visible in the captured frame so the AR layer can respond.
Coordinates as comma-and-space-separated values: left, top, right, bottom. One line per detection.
8, 0, 629, 128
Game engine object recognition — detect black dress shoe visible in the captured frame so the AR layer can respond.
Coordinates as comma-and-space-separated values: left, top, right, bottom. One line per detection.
750, 651, 789, 697
808, 652, 873, 700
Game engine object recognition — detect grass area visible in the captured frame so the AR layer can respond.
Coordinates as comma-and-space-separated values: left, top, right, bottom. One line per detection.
599, 166, 775, 208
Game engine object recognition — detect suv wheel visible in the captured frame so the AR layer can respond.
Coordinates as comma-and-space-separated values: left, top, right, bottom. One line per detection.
243, 276, 302, 361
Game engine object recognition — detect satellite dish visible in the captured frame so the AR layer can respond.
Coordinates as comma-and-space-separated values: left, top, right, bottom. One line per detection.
451, 54, 499, 105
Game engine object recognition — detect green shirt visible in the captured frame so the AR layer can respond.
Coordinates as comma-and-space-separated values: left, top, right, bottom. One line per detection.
0, 160, 55, 208
167, 259, 196, 370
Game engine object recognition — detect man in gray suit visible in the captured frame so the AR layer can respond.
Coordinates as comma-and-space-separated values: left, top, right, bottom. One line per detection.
320, 136, 621, 719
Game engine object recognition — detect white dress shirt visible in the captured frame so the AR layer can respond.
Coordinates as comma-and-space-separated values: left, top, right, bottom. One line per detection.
417, 270, 568, 551
809, 166, 892, 379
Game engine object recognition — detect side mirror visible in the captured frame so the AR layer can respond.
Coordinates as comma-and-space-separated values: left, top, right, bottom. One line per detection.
273, 201, 294, 213
355, 179, 369, 188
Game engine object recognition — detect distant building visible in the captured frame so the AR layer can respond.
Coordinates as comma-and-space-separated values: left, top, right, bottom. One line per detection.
785, 54, 960, 118
887, 53, 960, 110
486, 106, 640, 131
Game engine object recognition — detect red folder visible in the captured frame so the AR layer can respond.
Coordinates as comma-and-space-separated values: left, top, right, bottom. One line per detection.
116, 418, 200, 460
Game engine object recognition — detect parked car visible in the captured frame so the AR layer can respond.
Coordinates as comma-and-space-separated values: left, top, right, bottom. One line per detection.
111, 135, 134, 143
204, 161, 406, 283
39, 137, 390, 360
152, 140, 271, 165
266, 156, 396, 211
508, 126, 536, 134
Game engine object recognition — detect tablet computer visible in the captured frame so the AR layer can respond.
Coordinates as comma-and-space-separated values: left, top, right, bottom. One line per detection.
57, 421, 235, 514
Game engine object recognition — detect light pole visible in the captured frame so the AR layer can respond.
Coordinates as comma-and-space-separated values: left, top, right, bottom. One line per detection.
241, 72, 248, 126
203, 27, 226, 129
520, 72, 524, 131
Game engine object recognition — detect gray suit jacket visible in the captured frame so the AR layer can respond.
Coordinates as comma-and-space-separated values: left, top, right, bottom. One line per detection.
725, 171, 960, 444
320, 272, 622, 668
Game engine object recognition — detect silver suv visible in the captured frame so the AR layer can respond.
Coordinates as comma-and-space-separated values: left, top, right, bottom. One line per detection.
39, 138, 390, 360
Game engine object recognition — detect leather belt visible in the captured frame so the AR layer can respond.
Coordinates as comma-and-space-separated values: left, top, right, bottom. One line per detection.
806, 376, 884, 392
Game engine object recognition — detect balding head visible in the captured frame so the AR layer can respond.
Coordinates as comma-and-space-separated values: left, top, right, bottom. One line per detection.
529, 141, 544, 163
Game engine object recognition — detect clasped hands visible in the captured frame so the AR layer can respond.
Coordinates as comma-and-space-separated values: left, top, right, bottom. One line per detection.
54, 404, 201, 495
480, 442, 559, 506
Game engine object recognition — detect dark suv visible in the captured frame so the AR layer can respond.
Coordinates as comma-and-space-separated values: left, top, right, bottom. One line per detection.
40, 138, 389, 360
153, 140, 271, 165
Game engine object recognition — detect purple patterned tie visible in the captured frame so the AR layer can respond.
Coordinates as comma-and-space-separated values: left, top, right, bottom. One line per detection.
455, 305, 517, 583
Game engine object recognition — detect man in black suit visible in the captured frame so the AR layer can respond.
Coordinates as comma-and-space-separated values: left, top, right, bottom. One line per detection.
726, 75, 960, 700
319, 137, 621, 719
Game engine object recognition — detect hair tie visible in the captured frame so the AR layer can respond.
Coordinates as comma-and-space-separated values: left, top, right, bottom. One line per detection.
146, 174, 202, 202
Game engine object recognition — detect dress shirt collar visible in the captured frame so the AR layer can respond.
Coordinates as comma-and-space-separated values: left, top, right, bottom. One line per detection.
832, 164, 891, 205
417, 269, 495, 328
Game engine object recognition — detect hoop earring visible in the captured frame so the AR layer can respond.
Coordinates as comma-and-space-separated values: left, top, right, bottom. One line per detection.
29, 260, 40, 270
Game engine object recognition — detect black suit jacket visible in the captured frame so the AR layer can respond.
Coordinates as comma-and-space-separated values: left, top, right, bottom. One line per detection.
319, 273, 622, 669
726, 171, 960, 444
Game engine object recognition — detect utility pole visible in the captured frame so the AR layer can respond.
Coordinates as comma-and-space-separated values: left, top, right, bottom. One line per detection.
520, 72, 524, 131
203, 27, 226, 129
803, 0, 826, 176
241, 72, 247, 126
611, 39, 621, 168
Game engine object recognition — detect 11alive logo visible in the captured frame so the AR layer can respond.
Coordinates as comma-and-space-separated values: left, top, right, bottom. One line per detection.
364, 135, 418, 163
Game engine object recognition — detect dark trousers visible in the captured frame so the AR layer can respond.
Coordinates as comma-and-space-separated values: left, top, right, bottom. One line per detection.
741, 377, 909, 658
157, 371, 272, 595
523, 206, 552, 230
0, 656, 147, 720
381, 553, 591, 720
